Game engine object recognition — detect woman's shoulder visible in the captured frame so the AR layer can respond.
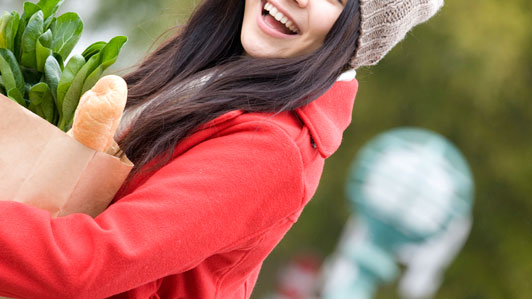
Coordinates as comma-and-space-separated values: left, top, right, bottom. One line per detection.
171, 109, 307, 172
217, 76, 360, 158
190, 102, 303, 147
192, 76, 359, 160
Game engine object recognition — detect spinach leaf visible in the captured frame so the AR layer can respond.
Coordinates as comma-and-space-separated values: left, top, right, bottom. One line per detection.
56, 54, 84, 106
56, 54, 84, 110
30, 82, 56, 123
56, 54, 84, 129
58, 36, 126, 130
28, 82, 50, 120
0, 54, 24, 104
6, 12, 21, 51
82, 41, 106, 61
28, 81, 47, 106
21, 10, 44, 69
14, 2, 41, 59
44, 54, 61, 100
0, 11, 20, 51
0, 12, 10, 49
35, 28, 52, 72
59, 52, 100, 130
53, 52, 64, 70
50, 12, 83, 61
43, 15, 55, 31
0, 77, 5, 95
22, 2, 41, 23
7, 87, 25, 105
81, 36, 127, 94
0, 48, 25, 105
21, 66, 41, 86
36, 0, 64, 20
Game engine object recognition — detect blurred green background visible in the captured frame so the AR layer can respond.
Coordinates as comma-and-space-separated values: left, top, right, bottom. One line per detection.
2, 0, 530, 297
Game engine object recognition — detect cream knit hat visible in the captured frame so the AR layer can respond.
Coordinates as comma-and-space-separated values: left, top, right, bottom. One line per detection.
350, 0, 444, 69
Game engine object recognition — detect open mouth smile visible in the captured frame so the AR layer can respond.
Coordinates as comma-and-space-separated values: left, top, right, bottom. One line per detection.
258, 0, 300, 37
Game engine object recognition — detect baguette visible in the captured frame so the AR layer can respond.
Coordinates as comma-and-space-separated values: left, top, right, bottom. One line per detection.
67, 75, 128, 152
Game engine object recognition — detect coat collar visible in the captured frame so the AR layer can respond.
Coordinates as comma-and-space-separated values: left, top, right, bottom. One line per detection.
295, 72, 359, 158
199, 70, 359, 159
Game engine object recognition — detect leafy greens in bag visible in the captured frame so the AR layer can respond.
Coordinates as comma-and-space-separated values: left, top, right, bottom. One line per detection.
0, 0, 127, 131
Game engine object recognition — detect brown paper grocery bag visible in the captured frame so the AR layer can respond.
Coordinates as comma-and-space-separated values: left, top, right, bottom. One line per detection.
0, 94, 133, 218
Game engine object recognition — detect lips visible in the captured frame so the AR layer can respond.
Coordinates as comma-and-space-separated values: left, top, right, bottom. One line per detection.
257, 0, 300, 38
263, 2, 299, 34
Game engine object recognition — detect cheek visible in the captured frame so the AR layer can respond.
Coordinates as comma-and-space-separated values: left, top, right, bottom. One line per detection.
241, 30, 260, 56
241, 3, 259, 55
309, 7, 344, 42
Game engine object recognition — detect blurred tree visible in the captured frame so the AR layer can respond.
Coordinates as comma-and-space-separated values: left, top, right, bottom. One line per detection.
0, 0, 196, 69
255, 1, 532, 298
87, 0, 197, 68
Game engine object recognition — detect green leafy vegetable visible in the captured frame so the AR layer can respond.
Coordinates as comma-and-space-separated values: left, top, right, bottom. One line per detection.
50, 12, 82, 61
21, 10, 44, 69
36, 0, 64, 20
44, 55, 61, 99
0, 11, 20, 50
0, 0, 127, 130
0, 76, 6, 94
56, 54, 84, 115
82, 41, 106, 60
59, 52, 100, 130
35, 28, 52, 72
0, 12, 9, 48
28, 81, 55, 123
0, 48, 25, 105
82, 36, 127, 94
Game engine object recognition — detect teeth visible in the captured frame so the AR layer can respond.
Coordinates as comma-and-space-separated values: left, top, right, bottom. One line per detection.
263, 1, 298, 33
285, 20, 297, 33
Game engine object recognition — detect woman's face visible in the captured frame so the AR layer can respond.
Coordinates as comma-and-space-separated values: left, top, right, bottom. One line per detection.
241, 0, 345, 58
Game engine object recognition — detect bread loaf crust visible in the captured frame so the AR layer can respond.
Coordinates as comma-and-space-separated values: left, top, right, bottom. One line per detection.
70, 75, 128, 152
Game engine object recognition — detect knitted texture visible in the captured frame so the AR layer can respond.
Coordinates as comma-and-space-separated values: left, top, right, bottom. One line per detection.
350, 0, 444, 68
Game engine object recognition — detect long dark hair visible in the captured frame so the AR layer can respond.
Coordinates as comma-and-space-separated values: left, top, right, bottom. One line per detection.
119, 0, 361, 177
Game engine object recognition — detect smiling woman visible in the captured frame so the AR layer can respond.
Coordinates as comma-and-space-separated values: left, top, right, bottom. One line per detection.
0, 0, 444, 298
241, 0, 346, 57
118, 0, 363, 171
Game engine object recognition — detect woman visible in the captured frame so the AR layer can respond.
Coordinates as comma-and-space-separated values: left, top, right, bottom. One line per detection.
0, 0, 443, 298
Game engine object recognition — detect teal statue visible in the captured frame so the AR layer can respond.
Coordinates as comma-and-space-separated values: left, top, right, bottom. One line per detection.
321, 128, 475, 299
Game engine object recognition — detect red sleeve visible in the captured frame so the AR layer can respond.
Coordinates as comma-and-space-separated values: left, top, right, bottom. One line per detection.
0, 120, 304, 298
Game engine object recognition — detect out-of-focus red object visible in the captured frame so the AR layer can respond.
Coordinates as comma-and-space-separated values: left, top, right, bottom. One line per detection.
276, 254, 322, 299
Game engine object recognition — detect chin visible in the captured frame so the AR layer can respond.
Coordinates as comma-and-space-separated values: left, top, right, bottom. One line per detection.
241, 36, 274, 58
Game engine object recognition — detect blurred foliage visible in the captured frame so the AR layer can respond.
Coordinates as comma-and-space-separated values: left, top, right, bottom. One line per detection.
2, 0, 530, 297
1, 0, 196, 69
264, 0, 532, 298
85, 0, 197, 66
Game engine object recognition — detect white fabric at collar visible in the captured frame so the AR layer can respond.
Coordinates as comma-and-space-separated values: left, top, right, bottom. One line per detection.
336, 69, 357, 82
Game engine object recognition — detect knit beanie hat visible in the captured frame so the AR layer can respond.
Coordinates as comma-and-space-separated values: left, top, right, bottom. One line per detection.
350, 0, 444, 69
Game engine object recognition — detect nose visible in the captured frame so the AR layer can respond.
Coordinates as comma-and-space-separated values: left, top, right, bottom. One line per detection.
294, 0, 308, 8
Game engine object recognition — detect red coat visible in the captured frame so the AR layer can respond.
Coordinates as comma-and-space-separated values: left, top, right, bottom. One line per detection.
0, 78, 358, 299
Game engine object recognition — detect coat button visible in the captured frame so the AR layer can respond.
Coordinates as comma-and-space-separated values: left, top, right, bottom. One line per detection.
310, 137, 317, 149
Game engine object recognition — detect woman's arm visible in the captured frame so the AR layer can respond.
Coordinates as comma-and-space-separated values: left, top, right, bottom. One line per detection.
0, 118, 304, 298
